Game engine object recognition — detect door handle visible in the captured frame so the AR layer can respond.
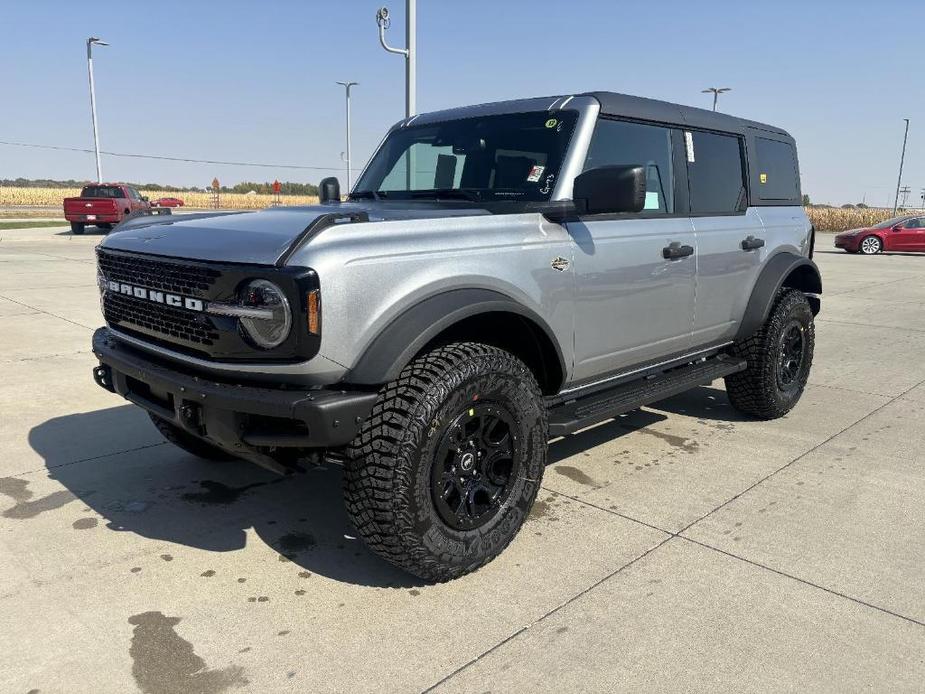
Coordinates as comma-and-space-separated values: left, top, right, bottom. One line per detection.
741, 235, 765, 251
662, 242, 694, 260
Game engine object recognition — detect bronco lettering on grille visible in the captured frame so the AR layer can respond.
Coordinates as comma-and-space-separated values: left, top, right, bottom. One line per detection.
107, 281, 204, 312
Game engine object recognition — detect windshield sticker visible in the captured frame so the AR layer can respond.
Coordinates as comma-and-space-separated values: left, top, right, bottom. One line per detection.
684, 131, 695, 163
539, 174, 555, 195
545, 118, 558, 129
527, 165, 546, 183
760, 173, 768, 184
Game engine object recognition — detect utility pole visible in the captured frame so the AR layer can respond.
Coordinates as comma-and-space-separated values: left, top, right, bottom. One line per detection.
336, 81, 358, 192
701, 86, 731, 112
376, 3, 416, 119
86, 37, 109, 183
892, 118, 910, 215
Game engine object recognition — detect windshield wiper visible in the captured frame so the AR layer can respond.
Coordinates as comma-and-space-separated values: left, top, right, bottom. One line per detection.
410, 188, 481, 202
350, 190, 384, 200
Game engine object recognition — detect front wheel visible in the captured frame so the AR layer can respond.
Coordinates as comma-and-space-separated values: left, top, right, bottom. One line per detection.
725, 288, 815, 420
860, 235, 882, 255
344, 342, 547, 582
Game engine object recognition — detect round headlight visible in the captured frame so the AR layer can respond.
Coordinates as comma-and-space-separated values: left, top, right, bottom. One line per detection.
238, 279, 292, 349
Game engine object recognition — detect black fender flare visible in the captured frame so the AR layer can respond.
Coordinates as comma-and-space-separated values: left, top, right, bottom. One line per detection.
345, 288, 567, 387
736, 253, 822, 341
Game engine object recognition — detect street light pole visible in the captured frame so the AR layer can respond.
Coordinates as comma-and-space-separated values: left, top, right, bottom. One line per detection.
701, 86, 731, 112
376, 1, 416, 118
86, 37, 109, 183
892, 118, 910, 215
336, 81, 358, 192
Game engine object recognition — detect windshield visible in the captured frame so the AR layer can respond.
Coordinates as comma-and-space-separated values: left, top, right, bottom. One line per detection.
81, 186, 123, 198
872, 215, 912, 229
353, 111, 578, 202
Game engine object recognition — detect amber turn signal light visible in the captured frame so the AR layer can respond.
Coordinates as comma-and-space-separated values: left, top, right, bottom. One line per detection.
306, 289, 320, 334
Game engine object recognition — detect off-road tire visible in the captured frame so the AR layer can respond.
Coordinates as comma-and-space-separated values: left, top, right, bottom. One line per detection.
70, 222, 85, 235
147, 413, 237, 461
344, 342, 547, 582
859, 235, 882, 255
725, 288, 814, 420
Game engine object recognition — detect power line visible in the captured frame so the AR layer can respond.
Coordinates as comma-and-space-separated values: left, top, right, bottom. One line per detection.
0, 140, 360, 171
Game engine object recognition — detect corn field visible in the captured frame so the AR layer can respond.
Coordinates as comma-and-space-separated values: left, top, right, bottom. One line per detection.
0, 186, 319, 210
0, 185, 919, 232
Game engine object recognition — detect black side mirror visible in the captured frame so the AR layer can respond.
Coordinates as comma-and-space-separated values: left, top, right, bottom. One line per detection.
319, 177, 341, 204
573, 165, 646, 215
141, 196, 149, 202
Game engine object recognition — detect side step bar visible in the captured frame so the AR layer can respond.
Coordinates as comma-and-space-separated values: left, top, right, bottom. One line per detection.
548, 354, 746, 437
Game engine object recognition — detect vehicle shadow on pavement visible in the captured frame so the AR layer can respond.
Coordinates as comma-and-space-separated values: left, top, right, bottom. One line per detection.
646, 385, 749, 423
547, 385, 743, 464
29, 407, 425, 589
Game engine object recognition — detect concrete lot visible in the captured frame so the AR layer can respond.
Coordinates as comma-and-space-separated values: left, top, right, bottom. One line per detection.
0, 225, 923, 693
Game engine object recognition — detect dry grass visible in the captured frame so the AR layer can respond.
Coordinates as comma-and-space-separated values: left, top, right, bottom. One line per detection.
1, 186, 917, 232
0, 186, 318, 210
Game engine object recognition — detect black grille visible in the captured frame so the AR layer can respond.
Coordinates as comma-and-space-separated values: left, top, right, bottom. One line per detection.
97, 249, 221, 296
104, 292, 220, 346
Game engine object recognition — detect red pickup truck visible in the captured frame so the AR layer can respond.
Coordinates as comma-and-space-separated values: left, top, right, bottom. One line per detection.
63, 184, 152, 234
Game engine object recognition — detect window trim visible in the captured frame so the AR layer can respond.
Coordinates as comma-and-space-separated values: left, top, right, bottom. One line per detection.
581, 115, 682, 219
684, 127, 750, 218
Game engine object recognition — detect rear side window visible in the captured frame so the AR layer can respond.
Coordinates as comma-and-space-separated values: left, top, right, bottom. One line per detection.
81, 186, 123, 198
583, 119, 674, 213
687, 131, 745, 215
755, 137, 799, 201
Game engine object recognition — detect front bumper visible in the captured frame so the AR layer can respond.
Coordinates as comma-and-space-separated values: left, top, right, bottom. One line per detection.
92, 328, 378, 471
834, 234, 859, 251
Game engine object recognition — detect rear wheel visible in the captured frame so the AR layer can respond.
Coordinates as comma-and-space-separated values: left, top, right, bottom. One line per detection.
70, 222, 85, 235
725, 288, 815, 420
344, 342, 547, 582
860, 235, 882, 255
147, 413, 237, 461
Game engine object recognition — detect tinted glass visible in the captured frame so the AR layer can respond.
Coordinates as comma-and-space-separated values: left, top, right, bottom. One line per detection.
755, 137, 800, 201
355, 111, 578, 202
583, 119, 674, 213
873, 215, 914, 229
81, 186, 123, 198
687, 131, 745, 214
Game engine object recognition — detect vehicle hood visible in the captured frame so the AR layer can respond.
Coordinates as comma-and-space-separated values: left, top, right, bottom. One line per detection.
99, 202, 491, 265
837, 227, 868, 237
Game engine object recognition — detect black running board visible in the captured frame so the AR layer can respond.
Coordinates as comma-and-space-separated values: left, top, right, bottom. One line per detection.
548, 354, 746, 437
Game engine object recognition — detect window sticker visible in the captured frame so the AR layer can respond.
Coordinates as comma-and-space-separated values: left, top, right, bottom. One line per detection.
526, 165, 546, 183
684, 131, 695, 163
759, 173, 768, 184
545, 118, 558, 129
644, 192, 660, 210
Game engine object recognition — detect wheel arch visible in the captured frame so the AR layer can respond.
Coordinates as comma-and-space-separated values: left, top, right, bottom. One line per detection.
736, 252, 821, 341
344, 288, 567, 395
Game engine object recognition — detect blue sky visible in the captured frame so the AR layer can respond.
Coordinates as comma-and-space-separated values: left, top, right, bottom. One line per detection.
2, 0, 922, 205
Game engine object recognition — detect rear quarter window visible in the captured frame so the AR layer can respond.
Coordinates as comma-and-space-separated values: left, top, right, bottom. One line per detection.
755, 137, 800, 201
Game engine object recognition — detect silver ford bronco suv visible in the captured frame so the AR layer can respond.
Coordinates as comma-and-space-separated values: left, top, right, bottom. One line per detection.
92, 92, 820, 581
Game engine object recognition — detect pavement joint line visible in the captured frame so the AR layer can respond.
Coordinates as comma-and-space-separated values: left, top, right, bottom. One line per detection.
0, 245, 97, 264
539, 485, 674, 535
675, 373, 925, 537
9, 442, 168, 478
826, 275, 917, 297
817, 317, 925, 335
680, 537, 925, 629
807, 382, 900, 400
0, 293, 97, 331
421, 534, 675, 693
0, 349, 92, 364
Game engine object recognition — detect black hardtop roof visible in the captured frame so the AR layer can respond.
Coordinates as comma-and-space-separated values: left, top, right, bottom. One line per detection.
408, 91, 792, 141
583, 91, 791, 139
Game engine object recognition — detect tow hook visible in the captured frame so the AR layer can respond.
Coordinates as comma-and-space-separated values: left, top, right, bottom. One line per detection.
179, 402, 204, 434
92, 365, 115, 393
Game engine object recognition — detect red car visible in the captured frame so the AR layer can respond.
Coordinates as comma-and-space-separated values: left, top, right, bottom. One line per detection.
152, 197, 184, 207
835, 214, 925, 254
